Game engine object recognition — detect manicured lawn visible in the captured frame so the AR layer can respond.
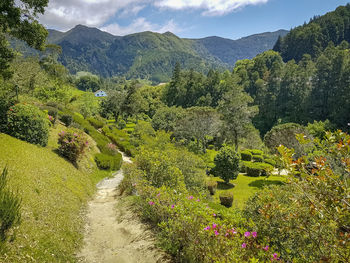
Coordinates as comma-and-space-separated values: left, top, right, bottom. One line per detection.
0, 133, 109, 262
207, 173, 285, 209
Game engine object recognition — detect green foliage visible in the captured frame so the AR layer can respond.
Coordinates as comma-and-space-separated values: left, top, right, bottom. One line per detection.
75, 75, 101, 92
252, 155, 264, 162
245, 162, 274, 177
94, 153, 122, 171
0, 167, 21, 242
249, 149, 264, 156
240, 150, 253, 161
264, 158, 276, 167
211, 145, 240, 183
151, 106, 185, 132
57, 129, 88, 163
87, 117, 104, 129
306, 120, 334, 139
207, 181, 217, 195
0, 92, 15, 132
219, 192, 233, 208
117, 119, 126, 129
6, 103, 49, 146
102, 126, 137, 157
60, 114, 73, 126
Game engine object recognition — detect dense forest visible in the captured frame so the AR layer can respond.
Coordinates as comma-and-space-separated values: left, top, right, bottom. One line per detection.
0, 1, 349, 262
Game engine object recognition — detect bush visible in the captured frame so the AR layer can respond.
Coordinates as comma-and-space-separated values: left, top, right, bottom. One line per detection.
219, 192, 233, 208
211, 145, 240, 184
102, 127, 136, 157
87, 117, 104, 129
0, 167, 21, 242
95, 153, 122, 171
0, 95, 15, 132
117, 120, 126, 129
245, 162, 273, 177
6, 103, 49, 147
240, 150, 252, 161
264, 158, 276, 167
249, 149, 263, 156
60, 114, 73, 126
207, 181, 217, 195
57, 129, 88, 163
252, 155, 264, 162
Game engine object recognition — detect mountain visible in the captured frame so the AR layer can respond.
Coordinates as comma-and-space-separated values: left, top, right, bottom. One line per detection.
274, 4, 350, 62
11, 25, 287, 83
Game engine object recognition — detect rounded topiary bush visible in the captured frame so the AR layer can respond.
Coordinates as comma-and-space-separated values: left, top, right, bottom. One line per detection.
264, 158, 277, 167
207, 181, 217, 195
6, 103, 50, 146
252, 155, 264, 162
219, 192, 233, 208
245, 162, 274, 177
240, 150, 252, 161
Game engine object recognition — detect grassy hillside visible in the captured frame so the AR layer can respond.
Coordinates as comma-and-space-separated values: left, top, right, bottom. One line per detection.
0, 133, 107, 262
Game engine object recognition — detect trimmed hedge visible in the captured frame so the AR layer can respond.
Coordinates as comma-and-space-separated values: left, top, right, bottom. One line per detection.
87, 117, 104, 129
249, 149, 264, 156
207, 181, 217, 195
219, 192, 233, 208
102, 126, 136, 157
252, 155, 264, 162
264, 158, 277, 167
240, 150, 252, 161
245, 162, 274, 177
95, 153, 122, 171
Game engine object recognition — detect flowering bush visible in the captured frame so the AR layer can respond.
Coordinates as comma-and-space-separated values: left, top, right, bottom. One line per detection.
57, 129, 88, 163
6, 103, 49, 146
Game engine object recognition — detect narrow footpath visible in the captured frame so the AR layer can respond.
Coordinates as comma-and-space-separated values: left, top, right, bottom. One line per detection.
77, 152, 171, 263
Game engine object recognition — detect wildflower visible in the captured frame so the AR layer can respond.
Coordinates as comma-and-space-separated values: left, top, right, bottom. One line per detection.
241, 243, 247, 248
213, 213, 216, 217
148, 201, 155, 206
252, 231, 257, 238
244, 232, 250, 237
171, 204, 175, 209
204, 226, 210, 231
231, 228, 237, 234
214, 230, 219, 236
196, 199, 200, 202
263, 245, 269, 251
156, 193, 161, 197
225, 233, 229, 237
73, 133, 78, 137
272, 253, 279, 261
212, 223, 217, 229
188, 195, 193, 200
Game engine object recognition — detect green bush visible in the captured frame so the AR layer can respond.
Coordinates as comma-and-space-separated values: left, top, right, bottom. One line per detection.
249, 149, 263, 156
87, 117, 104, 129
117, 120, 126, 129
95, 153, 122, 171
264, 158, 276, 167
102, 127, 136, 157
240, 150, 252, 161
207, 181, 217, 195
0, 95, 15, 132
245, 162, 273, 177
57, 129, 88, 163
0, 167, 21, 242
6, 103, 49, 147
219, 192, 233, 208
252, 155, 264, 162
211, 145, 240, 184
240, 161, 250, 173
60, 114, 73, 126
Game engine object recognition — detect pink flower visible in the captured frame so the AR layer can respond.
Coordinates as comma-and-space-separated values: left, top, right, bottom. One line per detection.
212, 223, 217, 229
263, 245, 269, 251
156, 193, 161, 197
213, 213, 216, 217
252, 231, 257, 238
188, 195, 193, 200
148, 201, 155, 206
231, 228, 237, 234
272, 253, 279, 261
225, 233, 229, 237
73, 133, 78, 137
196, 199, 200, 202
171, 204, 175, 209
214, 230, 219, 236
204, 226, 210, 231
244, 232, 250, 237
241, 243, 247, 248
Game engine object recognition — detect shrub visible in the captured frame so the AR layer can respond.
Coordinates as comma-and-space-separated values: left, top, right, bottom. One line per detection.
6, 103, 49, 147
240, 150, 252, 161
95, 153, 122, 171
207, 181, 217, 195
102, 127, 136, 157
0, 95, 15, 132
87, 117, 104, 129
249, 149, 263, 156
60, 114, 73, 126
117, 120, 126, 129
211, 145, 240, 184
264, 158, 276, 167
245, 162, 273, 177
252, 155, 264, 162
0, 167, 21, 242
57, 129, 88, 163
219, 192, 233, 208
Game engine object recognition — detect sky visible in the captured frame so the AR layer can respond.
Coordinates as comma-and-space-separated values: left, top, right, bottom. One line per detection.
38, 0, 350, 40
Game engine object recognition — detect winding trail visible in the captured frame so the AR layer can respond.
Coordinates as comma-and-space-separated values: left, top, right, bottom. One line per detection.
77, 152, 171, 263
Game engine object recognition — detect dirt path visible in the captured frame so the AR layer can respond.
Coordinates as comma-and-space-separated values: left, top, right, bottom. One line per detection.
77, 152, 171, 263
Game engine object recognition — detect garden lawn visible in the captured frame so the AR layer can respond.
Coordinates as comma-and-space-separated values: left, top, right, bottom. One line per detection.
208, 173, 285, 209
0, 133, 108, 262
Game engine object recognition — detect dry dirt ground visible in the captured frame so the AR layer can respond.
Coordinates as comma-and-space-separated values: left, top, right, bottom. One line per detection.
77, 153, 171, 263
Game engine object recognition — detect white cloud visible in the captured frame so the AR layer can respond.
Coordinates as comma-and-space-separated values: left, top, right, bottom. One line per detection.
101, 18, 181, 36
155, 0, 269, 16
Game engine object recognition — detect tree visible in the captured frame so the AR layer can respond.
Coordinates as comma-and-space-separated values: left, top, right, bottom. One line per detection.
75, 75, 101, 92
211, 145, 240, 184
100, 90, 127, 121
0, 0, 48, 79
218, 81, 258, 151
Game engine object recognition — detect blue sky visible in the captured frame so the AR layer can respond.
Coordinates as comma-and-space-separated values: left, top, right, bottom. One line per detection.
39, 0, 350, 39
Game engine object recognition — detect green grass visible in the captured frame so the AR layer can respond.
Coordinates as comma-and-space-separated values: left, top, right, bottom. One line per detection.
0, 133, 108, 262
207, 173, 285, 209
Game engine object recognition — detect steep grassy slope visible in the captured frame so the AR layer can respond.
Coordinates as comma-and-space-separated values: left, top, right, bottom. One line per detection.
0, 133, 106, 262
